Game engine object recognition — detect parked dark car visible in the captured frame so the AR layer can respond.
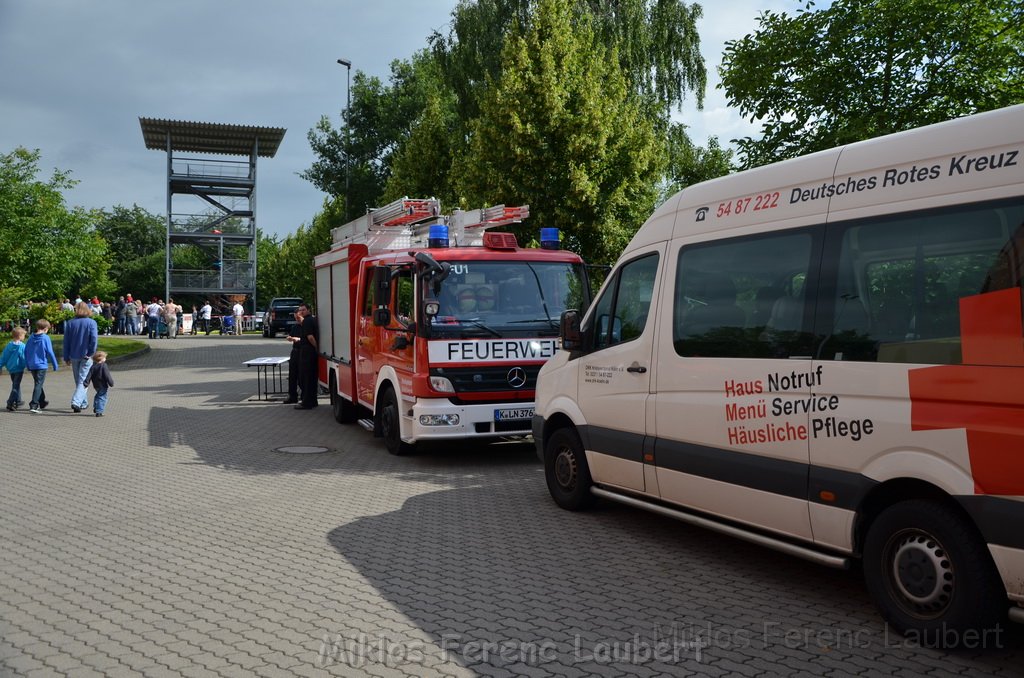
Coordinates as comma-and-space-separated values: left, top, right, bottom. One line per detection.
262, 297, 303, 337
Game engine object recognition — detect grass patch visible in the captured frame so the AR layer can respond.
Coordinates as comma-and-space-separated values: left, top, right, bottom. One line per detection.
50, 336, 148, 361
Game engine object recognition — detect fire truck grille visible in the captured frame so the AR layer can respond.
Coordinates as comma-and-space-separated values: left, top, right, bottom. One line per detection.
475, 420, 533, 434
432, 365, 543, 393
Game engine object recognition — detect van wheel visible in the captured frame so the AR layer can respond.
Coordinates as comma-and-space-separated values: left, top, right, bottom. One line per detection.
544, 427, 594, 511
862, 500, 1005, 644
329, 373, 357, 424
380, 387, 413, 456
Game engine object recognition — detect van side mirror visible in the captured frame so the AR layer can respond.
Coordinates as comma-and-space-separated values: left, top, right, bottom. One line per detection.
560, 309, 581, 350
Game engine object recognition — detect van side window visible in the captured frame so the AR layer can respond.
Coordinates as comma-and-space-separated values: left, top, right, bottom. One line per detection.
674, 231, 816, 358
590, 253, 659, 350
821, 201, 1024, 364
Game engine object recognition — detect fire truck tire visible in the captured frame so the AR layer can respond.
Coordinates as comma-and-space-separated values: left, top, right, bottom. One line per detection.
862, 499, 1005, 645
380, 387, 413, 456
544, 426, 595, 511
330, 373, 358, 424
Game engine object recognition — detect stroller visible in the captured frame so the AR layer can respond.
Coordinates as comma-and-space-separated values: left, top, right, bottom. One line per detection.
219, 314, 235, 335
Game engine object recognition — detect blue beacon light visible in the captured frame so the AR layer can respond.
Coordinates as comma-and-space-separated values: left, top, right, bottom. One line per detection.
540, 227, 560, 250
428, 224, 450, 248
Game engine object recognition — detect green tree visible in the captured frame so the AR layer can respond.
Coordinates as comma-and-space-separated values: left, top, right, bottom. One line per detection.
459, 0, 663, 264
660, 125, 733, 200
255, 230, 284, 304
94, 204, 166, 297
432, 0, 706, 123
720, 0, 1024, 168
303, 54, 442, 221
307, 0, 710, 232
258, 199, 342, 304
381, 90, 459, 206
0, 147, 112, 300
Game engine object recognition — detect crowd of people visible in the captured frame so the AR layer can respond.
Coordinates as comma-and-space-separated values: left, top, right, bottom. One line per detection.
10, 295, 253, 338
2, 296, 318, 417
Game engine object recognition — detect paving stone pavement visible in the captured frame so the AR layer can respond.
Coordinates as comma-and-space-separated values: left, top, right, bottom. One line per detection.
1, 335, 1022, 678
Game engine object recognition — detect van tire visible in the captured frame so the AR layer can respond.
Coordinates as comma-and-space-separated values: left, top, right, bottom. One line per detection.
862, 499, 1005, 645
545, 427, 595, 511
330, 373, 358, 424
380, 387, 413, 456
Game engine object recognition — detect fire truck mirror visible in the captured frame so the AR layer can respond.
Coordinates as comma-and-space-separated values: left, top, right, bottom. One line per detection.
414, 251, 450, 283
372, 266, 392, 309
560, 309, 582, 350
373, 307, 392, 327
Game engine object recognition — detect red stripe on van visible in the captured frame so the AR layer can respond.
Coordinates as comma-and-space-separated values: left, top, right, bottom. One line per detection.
909, 287, 1024, 495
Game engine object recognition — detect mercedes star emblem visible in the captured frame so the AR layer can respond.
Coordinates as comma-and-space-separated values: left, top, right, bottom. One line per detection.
507, 366, 527, 389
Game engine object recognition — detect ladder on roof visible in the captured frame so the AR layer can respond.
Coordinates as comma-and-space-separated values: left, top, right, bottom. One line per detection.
329, 198, 529, 252
369, 197, 441, 228
451, 205, 530, 230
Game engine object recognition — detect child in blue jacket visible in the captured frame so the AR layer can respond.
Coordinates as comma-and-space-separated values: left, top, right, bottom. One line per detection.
1, 326, 28, 411
24, 319, 59, 413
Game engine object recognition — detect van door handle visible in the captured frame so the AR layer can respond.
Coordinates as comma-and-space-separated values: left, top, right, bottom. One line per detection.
627, 363, 647, 374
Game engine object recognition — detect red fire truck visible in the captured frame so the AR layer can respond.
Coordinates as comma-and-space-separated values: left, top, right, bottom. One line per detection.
314, 197, 592, 454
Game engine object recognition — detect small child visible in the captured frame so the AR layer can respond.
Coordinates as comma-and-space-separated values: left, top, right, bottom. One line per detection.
24, 319, 59, 413
84, 350, 114, 417
1, 326, 28, 411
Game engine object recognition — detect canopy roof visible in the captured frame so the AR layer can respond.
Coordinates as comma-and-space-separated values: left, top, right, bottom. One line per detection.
139, 118, 285, 157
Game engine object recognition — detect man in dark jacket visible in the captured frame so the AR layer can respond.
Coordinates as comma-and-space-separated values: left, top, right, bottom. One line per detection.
294, 304, 319, 410
283, 312, 303, 404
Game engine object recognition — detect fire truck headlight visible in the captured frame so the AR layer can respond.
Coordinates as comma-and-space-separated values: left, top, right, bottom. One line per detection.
429, 376, 455, 393
419, 413, 460, 426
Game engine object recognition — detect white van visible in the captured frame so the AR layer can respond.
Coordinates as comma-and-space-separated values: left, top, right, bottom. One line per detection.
533, 104, 1024, 641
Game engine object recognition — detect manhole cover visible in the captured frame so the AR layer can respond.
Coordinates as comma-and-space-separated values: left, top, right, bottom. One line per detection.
274, 446, 331, 455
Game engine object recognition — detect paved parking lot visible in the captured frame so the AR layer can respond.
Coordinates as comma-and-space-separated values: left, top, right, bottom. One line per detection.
1, 335, 1022, 677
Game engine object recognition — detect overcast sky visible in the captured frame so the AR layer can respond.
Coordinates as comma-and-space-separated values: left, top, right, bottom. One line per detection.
0, 0, 790, 239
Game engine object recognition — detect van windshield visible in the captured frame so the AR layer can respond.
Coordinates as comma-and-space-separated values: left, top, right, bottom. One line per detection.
429, 261, 586, 338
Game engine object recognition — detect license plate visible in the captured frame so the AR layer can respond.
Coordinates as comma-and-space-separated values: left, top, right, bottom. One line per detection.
494, 407, 534, 421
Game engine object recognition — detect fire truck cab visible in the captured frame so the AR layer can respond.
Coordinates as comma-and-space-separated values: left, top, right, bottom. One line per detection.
314, 198, 591, 454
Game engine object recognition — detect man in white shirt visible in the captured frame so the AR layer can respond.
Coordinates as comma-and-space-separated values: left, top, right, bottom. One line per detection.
200, 301, 212, 335
232, 301, 244, 335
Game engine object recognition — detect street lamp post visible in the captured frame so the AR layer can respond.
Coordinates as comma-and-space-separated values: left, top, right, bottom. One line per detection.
337, 58, 352, 221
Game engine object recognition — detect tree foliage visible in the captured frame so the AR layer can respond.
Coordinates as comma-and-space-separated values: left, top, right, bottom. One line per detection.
660, 124, 733, 200
0, 147, 112, 301
257, 198, 342, 304
94, 204, 166, 298
305, 0, 717, 261
303, 53, 444, 221
720, 0, 1024, 168
459, 0, 663, 264
432, 0, 706, 122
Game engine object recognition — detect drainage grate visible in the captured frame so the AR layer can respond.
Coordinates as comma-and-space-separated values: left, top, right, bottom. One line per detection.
274, 446, 331, 455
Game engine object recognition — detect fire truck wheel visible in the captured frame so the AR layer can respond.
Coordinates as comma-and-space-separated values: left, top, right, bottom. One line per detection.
862, 499, 1005, 645
330, 373, 358, 424
544, 426, 595, 511
380, 387, 414, 456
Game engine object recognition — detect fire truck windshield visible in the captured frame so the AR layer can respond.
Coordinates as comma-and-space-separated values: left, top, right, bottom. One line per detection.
429, 261, 585, 338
